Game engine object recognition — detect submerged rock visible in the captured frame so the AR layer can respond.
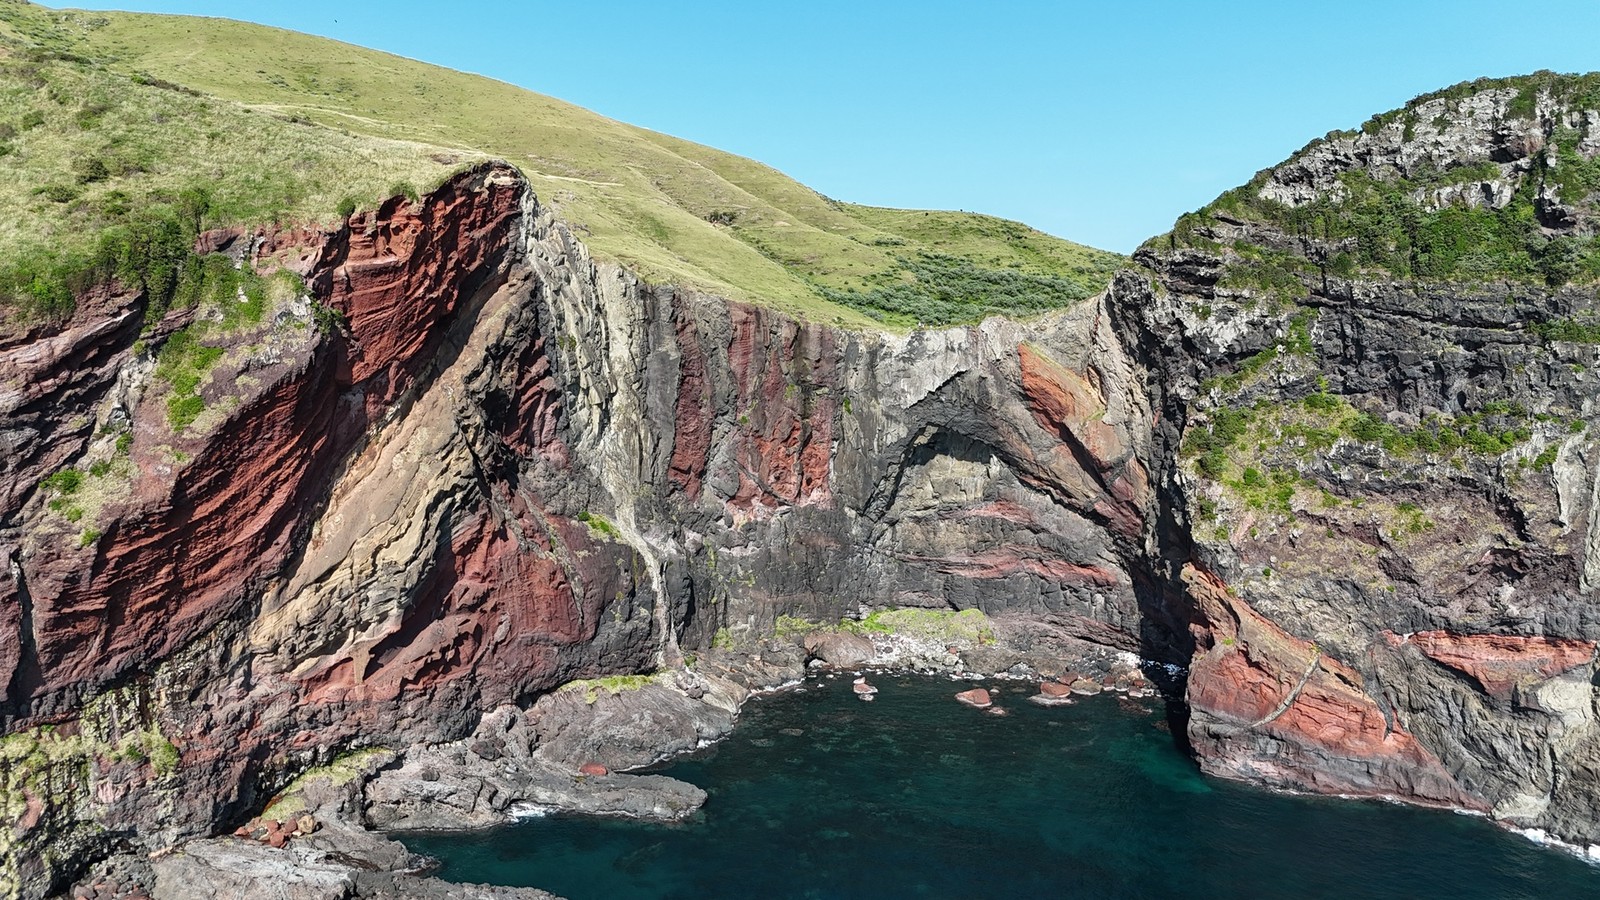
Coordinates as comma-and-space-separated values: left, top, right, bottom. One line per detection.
955, 688, 993, 709
1033, 681, 1076, 705
1069, 679, 1103, 696
1029, 693, 1074, 707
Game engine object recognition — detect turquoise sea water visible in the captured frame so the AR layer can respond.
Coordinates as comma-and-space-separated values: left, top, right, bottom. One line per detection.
401, 674, 1600, 899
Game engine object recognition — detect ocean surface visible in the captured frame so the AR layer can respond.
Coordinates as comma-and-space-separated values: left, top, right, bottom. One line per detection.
401, 673, 1600, 899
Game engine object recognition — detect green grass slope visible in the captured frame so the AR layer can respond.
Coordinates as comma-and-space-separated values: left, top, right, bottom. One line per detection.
0, 1, 1122, 329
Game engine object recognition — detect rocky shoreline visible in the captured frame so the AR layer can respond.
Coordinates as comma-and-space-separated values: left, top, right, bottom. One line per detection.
57, 611, 1157, 899
11, 71, 1600, 898
54, 609, 1600, 899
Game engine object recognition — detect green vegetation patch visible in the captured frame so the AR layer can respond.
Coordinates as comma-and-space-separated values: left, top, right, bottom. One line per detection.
39, 467, 83, 495
110, 728, 179, 776
1396, 71, 1600, 127
576, 510, 621, 540
1184, 391, 1537, 482
768, 608, 996, 647
0, 21, 460, 326
1150, 74, 1600, 290
1183, 387, 1544, 528
0, 3, 1122, 330
1181, 167, 1579, 285
37, 421, 137, 535
1214, 243, 1314, 306
1393, 501, 1436, 539
155, 326, 224, 430
773, 614, 823, 640
145, 264, 304, 431
817, 251, 1102, 327
561, 673, 664, 704
1533, 317, 1600, 343
261, 747, 391, 819
40, 465, 86, 522
840, 608, 995, 645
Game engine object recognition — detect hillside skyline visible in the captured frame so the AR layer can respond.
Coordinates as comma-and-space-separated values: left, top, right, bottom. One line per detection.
43, 0, 1600, 253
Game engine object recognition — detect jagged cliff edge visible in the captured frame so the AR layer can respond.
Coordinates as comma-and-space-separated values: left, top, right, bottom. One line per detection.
7, 71, 1600, 896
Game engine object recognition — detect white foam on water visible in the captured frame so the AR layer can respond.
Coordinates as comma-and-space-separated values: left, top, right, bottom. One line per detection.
755, 677, 804, 695
1507, 826, 1600, 864
509, 803, 554, 819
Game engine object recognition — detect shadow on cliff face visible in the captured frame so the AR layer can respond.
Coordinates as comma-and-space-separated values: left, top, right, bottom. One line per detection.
1095, 268, 1204, 760
1129, 573, 1195, 748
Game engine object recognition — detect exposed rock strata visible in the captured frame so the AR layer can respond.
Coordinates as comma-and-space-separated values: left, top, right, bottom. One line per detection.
1112, 80, 1600, 849
8, 76, 1600, 897
0, 160, 1154, 897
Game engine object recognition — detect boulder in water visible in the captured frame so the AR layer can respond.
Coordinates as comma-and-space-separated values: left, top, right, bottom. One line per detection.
955, 688, 993, 709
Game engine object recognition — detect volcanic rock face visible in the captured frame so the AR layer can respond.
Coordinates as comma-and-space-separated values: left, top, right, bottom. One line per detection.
7, 76, 1600, 898
0, 161, 1153, 896
1112, 78, 1600, 846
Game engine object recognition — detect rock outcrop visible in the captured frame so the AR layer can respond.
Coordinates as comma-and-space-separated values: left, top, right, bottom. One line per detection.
1112, 73, 1600, 848
7, 72, 1600, 898
0, 157, 1154, 897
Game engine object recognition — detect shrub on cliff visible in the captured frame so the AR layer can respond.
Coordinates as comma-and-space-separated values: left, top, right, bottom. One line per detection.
1156, 77, 1600, 289
818, 251, 1097, 326
0, 39, 455, 326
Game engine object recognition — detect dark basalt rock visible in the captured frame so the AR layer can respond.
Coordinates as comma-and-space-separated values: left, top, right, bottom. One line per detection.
803, 632, 877, 667
10, 75, 1600, 898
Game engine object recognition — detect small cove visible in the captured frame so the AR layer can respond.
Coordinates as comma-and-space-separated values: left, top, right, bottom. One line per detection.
401, 674, 1600, 899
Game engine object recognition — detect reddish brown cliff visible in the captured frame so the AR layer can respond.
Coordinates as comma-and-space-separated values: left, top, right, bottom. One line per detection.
1183, 564, 1480, 809
0, 165, 1152, 896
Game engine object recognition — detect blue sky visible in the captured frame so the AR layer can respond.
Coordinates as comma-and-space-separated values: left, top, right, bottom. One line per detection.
46, 1, 1600, 253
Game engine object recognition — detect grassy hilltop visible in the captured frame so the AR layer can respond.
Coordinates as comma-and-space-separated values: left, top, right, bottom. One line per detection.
0, 1, 1122, 329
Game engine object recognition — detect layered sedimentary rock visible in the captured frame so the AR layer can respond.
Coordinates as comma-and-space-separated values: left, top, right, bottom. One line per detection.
1112, 78, 1600, 845
7, 75, 1600, 898
0, 161, 1154, 896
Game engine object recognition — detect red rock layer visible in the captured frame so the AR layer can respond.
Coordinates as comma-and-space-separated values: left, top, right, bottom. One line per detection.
0, 284, 149, 701
3, 166, 672, 890
501, 328, 568, 467
1182, 564, 1481, 809
1015, 343, 1148, 537
0, 582, 19, 706
726, 304, 837, 511
9, 163, 525, 715
0, 287, 142, 518
298, 490, 629, 707
315, 169, 523, 414
1399, 630, 1596, 699
667, 297, 713, 500
22, 354, 340, 705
